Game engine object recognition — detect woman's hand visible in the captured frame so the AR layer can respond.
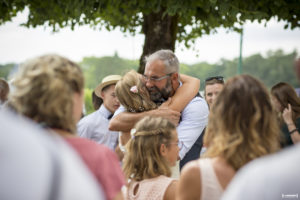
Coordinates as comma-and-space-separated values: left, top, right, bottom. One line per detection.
282, 104, 293, 125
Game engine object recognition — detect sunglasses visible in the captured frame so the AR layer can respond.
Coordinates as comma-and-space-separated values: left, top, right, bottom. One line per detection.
205, 76, 224, 82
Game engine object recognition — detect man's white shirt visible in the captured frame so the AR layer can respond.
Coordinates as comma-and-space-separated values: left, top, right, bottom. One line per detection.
77, 105, 119, 150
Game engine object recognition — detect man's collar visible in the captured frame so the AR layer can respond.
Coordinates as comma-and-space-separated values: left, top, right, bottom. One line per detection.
98, 104, 112, 119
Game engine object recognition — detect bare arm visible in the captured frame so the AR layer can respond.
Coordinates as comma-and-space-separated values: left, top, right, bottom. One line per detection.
109, 102, 181, 132
109, 111, 149, 132
163, 180, 177, 200
282, 104, 300, 144
168, 74, 200, 112
176, 161, 201, 200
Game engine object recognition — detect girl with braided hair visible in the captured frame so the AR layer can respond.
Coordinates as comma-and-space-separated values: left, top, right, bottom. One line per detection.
122, 116, 181, 200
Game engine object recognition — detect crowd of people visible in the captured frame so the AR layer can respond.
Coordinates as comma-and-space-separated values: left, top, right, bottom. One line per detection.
1, 50, 300, 200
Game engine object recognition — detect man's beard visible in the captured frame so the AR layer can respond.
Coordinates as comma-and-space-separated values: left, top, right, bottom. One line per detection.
147, 79, 173, 104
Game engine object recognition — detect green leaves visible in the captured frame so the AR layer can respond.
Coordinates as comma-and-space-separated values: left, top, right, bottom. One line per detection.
0, 0, 299, 68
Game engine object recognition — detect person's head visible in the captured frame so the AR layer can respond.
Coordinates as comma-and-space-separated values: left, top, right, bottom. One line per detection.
95, 75, 121, 113
143, 50, 180, 103
10, 54, 84, 133
0, 78, 9, 103
271, 82, 300, 118
204, 76, 225, 108
204, 75, 280, 171
123, 116, 180, 181
115, 70, 156, 112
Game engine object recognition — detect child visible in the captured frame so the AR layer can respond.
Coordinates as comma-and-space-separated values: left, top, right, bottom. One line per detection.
123, 116, 180, 200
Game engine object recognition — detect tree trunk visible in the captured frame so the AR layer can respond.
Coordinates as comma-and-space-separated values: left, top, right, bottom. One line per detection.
138, 10, 178, 74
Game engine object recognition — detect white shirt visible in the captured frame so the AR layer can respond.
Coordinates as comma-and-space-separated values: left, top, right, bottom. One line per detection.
114, 90, 209, 159
77, 105, 119, 150
177, 96, 208, 159
221, 144, 300, 200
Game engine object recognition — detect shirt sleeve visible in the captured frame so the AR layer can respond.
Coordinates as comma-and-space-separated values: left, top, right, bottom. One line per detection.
177, 97, 209, 159
95, 147, 126, 200
113, 105, 126, 117
77, 118, 92, 138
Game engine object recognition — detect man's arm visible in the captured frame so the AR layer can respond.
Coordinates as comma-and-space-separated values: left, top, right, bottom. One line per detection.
177, 97, 209, 159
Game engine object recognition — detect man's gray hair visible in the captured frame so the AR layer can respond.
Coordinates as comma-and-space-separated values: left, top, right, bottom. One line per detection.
145, 49, 179, 74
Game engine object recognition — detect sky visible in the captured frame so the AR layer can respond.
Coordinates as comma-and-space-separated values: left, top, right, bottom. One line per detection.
0, 10, 300, 65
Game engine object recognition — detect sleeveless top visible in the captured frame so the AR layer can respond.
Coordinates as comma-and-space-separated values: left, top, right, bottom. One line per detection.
199, 158, 224, 200
125, 175, 174, 200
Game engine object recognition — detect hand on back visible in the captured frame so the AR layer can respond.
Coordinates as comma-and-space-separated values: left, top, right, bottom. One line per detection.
156, 98, 181, 126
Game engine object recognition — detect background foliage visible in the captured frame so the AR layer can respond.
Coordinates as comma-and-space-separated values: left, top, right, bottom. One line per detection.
1, 49, 298, 114
1, 0, 299, 70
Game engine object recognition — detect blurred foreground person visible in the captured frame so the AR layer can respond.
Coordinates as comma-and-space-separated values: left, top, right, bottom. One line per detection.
271, 82, 300, 146
222, 144, 300, 200
123, 116, 180, 200
9, 54, 125, 200
177, 75, 280, 200
0, 109, 104, 200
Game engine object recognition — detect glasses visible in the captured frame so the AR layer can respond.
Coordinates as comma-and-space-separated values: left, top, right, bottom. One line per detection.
205, 76, 224, 82
142, 73, 173, 82
168, 141, 183, 150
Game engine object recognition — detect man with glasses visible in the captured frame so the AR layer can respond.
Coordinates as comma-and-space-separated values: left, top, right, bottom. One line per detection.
110, 49, 209, 170
204, 76, 225, 109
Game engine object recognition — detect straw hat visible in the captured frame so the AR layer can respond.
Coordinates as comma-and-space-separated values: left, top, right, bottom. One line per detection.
95, 75, 122, 97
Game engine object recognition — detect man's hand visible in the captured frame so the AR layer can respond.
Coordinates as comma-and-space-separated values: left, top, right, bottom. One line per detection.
152, 98, 181, 126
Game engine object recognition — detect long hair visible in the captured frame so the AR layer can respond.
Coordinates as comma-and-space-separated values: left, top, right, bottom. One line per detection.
9, 54, 84, 133
0, 78, 9, 102
123, 116, 176, 181
204, 75, 280, 171
271, 82, 300, 122
115, 70, 156, 112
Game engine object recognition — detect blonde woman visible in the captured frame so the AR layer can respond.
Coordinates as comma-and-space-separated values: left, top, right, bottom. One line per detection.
177, 75, 280, 200
271, 82, 300, 146
9, 54, 125, 200
123, 116, 180, 200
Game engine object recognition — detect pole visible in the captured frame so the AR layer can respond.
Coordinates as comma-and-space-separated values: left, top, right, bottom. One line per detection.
238, 28, 243, 74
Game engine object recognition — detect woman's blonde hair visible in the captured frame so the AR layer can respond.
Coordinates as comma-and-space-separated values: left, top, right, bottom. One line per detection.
115, 70, 156, 112
123, 116, 176, 181
204, 75, 280, 171
10, 54, 84, 133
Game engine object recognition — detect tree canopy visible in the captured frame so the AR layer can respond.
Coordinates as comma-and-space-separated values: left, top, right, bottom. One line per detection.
1, 0, 299, 71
